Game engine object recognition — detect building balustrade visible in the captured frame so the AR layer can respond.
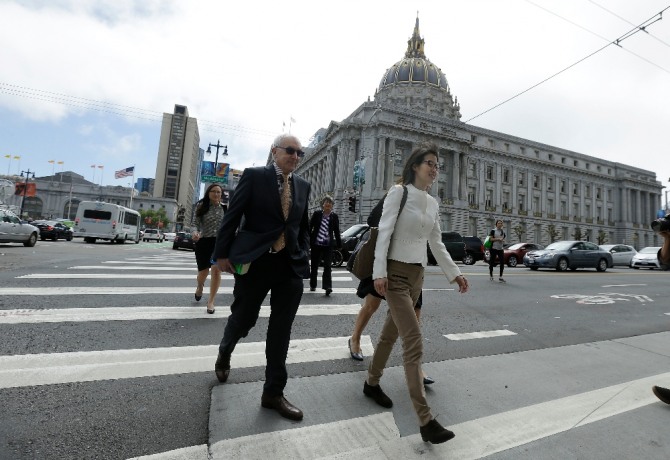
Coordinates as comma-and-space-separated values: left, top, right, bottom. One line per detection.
561, 215, 570, 220
586, 218, 593, 223
548, 213, 556, 219
485, 206, 496, 212
469, 203, 480, 210
442, 198, 454, 205
573, 216, 581, 222
533, 211, 542, 217
518, 210, 528, 216
503, 208, 513, 214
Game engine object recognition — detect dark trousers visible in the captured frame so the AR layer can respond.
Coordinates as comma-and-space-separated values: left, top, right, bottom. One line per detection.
309, 244, 332, 290
489, 248, 505, 277
218, 250, 304, 396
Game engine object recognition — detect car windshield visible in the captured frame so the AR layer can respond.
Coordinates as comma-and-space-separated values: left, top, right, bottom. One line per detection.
545, 241, 574, 251
342, 224, 368, 238
639, 247, 661, 254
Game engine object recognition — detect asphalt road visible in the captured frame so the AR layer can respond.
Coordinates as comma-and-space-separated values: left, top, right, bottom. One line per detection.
0, 240, 668, 459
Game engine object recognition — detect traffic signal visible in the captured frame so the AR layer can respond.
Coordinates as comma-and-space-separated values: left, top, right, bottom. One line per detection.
348, 196, 357, 213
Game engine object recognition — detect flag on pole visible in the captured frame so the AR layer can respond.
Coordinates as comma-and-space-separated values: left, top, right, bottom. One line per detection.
97, 165, 104, 169
91, 164, 96, 168
290, 116, 296, 123
115, 166, 135, 179
48, 160, 55, 164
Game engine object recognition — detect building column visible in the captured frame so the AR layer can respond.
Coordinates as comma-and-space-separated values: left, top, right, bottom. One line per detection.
451, 151, 459, 199
458, 152, 467, 200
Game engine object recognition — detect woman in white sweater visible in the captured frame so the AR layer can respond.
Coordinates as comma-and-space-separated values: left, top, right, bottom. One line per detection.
363, 142, 469, 444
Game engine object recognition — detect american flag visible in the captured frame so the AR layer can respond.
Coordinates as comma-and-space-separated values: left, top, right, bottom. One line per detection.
114, 166, 134, 179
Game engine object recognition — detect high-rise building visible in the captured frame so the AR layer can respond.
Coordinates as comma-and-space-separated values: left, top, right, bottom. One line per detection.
134, 177, 154, 195
154, 104, 200, 227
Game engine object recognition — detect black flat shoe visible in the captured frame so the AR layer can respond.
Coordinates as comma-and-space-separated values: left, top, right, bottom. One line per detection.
348, 338, 364, 361
325, 288, 332, 296
423, 376, 435, 385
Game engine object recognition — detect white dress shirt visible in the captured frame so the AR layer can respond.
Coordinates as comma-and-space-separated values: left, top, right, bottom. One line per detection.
372, 183, 461, 283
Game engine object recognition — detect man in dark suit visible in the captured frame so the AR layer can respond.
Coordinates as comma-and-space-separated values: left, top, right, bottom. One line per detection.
309, 196, 342, 296
213, 133, 311, 421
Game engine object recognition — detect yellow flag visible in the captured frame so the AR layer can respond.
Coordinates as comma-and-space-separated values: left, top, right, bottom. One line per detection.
3, 154, 10, 159
13, 156, 20, 160
57, 161, 64, 165
48, 160, 55, 164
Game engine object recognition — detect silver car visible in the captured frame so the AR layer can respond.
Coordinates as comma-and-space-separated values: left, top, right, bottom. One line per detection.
599, 244, 637, 267
0, 209, 40, 247
630, 247, 661, 269
523, 240, 614, 272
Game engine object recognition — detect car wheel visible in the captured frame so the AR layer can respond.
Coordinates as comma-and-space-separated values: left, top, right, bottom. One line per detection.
556, 257, 569, 272
52, 236, 58, 241
331, 250, 344, 267
66, 235, 72, 241
24, 233, 38, 247
596, 258, 608, 272
173, 244, 178, 250
463, 253, 475, 265
529, 266, 539, 271
507, 256, 517, 267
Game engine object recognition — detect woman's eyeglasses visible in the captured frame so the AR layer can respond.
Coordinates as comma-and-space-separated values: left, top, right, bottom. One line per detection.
275, 146, 305, 158
421, 160, 441, 170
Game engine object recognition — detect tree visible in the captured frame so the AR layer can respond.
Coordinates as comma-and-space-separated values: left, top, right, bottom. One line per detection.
596, 230, 608, 245
139, 208, 170, 229
573, 226, 583, 241
512, 221, 526, 241
547, 224, 559, 243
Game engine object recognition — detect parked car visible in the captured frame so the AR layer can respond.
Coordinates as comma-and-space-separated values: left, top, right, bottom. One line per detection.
172, 232, 195, 251
339, 224, 370, 261
630, 246, 662, 269
523, 240, 613, 272
163, 232, 177, 242
33, 220, 73, 241
0, 208, 40, 247
143, 228, 164, 242
427, 232, 469, 265
462, 235, 486, 265
487, 242, 545, 267
599, 244, 637, 267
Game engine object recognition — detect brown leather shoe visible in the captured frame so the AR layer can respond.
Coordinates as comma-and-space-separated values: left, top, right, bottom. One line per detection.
261, 393, 303, 421
214, 353, 230, 383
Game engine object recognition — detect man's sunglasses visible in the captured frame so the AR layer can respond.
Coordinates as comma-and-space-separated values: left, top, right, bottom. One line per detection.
275, 146, 305, 158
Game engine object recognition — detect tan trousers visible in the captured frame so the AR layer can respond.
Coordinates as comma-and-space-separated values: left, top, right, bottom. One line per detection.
367, 259, 431, 425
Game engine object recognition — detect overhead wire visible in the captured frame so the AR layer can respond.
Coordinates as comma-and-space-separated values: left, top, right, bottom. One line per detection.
0, 82, 279, 141
586, 0, 670, 48
465, 4, 670, 123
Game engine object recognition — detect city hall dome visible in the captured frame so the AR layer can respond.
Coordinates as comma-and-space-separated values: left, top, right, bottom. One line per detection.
375, 17, 461, 120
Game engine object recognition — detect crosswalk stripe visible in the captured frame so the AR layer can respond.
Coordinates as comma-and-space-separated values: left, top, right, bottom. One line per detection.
102, 260, 196, 265
128, 444, 209, 460
0, 287, 358, 295
0, 304, 364, 324
207, 373, 669, 459
17, 273, 354, 281
444, 329, 517, 340
0, 336, 374, 389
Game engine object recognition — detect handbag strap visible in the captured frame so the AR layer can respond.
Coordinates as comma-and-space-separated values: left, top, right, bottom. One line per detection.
389, 185, 408, 239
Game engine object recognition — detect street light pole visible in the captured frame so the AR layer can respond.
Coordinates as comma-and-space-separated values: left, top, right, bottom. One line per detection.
19, 169, 36, 218
206, 140, 228, 169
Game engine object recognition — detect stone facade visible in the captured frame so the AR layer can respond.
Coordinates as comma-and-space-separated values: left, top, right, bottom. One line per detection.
295, 18, 663, 249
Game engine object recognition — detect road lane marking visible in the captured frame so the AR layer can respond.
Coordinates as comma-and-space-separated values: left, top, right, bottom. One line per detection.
207, 373, 669, 459
128, 444, 209, 460
0, 304, 363, 324
601, 284, 647, 287
0, 336, 375, 389
0, 287, 357, 295
444, 329, 517, 340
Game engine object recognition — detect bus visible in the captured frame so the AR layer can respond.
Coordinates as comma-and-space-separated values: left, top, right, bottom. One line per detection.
73, 201, 141, 244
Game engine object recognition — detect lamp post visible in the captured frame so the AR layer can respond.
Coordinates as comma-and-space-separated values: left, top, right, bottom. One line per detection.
206, 140, 228, 169
19, 169, 36, 218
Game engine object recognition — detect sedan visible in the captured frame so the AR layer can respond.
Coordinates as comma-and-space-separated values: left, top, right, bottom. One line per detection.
172, 232, 195, 251
599, 244, 637, 266
486, 242, 545, 267
630, 246, 661, 269
0, 209, 39, 247
33, 220, 73, 241
523, 240, 613, 272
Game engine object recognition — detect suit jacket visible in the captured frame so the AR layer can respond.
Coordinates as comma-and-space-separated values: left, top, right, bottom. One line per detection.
309, 209, 342, 248
214, 165, 311, 278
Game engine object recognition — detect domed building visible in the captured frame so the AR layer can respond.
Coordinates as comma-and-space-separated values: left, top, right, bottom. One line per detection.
296, 18, 663, 249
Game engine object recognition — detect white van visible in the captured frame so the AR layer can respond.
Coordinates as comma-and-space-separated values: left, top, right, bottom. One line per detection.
73, 201, 141, 244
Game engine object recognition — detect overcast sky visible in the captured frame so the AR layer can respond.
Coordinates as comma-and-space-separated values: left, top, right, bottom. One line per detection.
1, 0, 669, 207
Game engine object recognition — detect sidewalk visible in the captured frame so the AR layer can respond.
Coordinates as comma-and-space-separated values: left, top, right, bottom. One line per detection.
209, 331, 670, 459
